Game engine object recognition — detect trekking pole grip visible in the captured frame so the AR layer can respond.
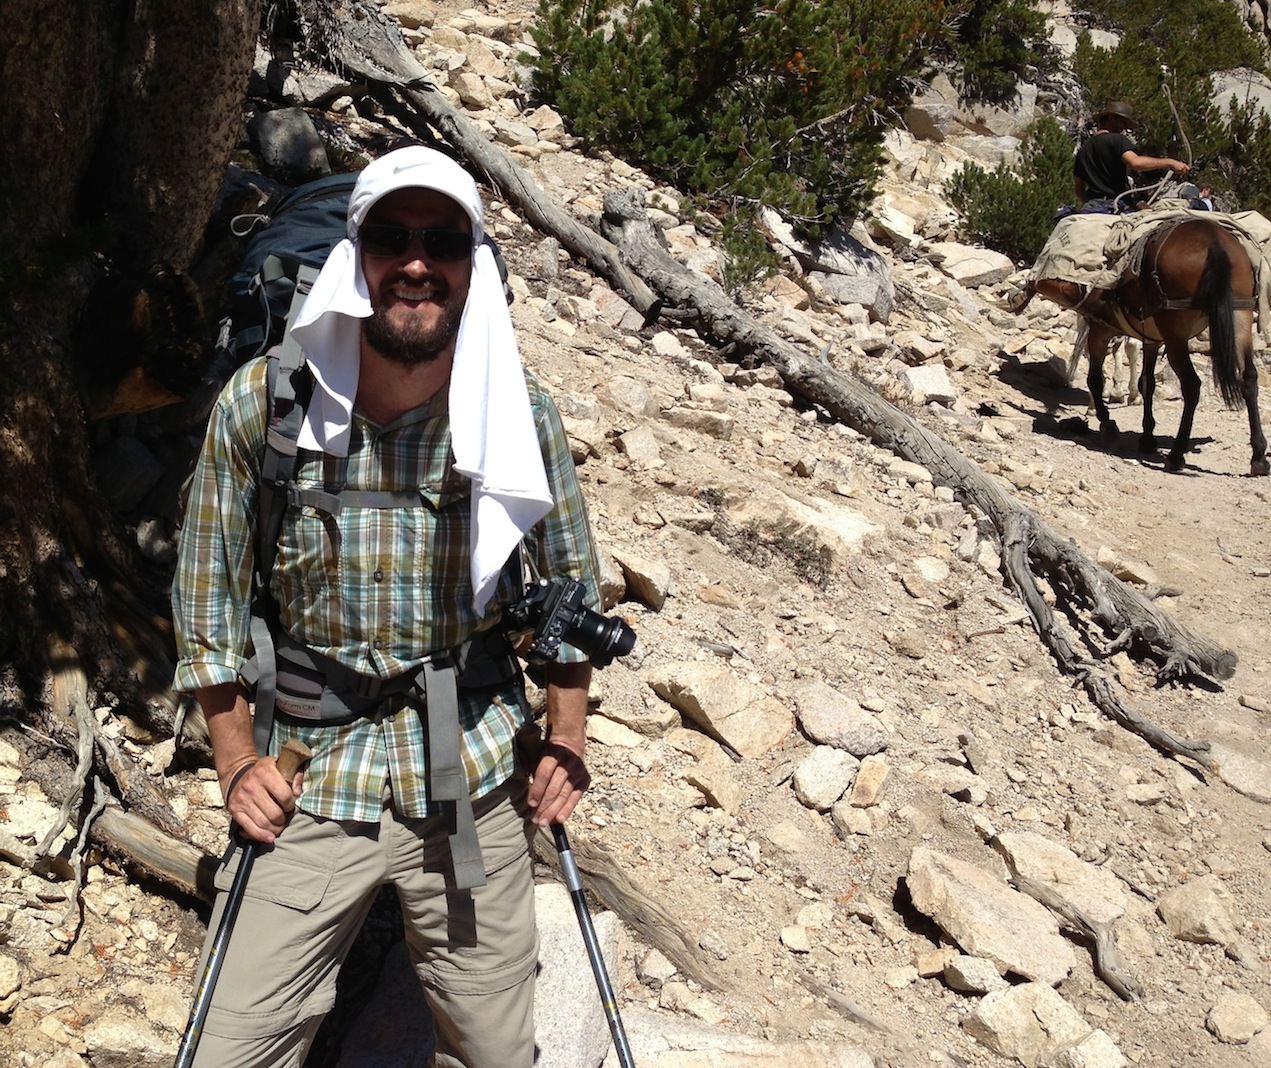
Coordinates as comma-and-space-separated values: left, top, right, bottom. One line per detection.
276, 737, 313, 780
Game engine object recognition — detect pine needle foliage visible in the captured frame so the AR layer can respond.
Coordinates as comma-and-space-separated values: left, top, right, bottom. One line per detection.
945, 117, 1076, 264
529, 0, 950, 233
948, 0, 1048, 105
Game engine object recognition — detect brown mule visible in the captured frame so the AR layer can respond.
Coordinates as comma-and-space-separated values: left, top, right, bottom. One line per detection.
1025, 218, 1269, 476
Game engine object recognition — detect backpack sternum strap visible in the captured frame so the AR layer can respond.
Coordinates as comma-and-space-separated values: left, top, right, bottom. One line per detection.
289, 488, 426, 516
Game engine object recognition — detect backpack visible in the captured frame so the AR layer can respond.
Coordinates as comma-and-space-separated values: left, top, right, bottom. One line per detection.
223, 172, 359, 366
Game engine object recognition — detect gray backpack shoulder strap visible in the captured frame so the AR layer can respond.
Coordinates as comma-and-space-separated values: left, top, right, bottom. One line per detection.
248, 264, 319, 755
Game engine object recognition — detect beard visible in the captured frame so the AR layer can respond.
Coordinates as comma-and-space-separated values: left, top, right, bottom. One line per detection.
363, 294, 466, 366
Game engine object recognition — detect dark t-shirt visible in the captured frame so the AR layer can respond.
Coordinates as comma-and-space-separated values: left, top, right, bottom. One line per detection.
1073, 131, 1136, 200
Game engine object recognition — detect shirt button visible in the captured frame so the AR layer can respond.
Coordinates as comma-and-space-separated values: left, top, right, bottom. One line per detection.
373, 638, 384, 650
373, 569, 385, 582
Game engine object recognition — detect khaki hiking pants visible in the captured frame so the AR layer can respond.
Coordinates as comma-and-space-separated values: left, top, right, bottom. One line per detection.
187, 779, 538, 1068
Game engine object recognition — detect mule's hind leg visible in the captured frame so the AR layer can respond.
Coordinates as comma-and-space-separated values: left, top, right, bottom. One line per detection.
1138, 342, 1161, 454
1163, 337, 1201, 473
1236, 308, 1268, 476
1105, 338, 1127, 403
1085, 325, 1120, 440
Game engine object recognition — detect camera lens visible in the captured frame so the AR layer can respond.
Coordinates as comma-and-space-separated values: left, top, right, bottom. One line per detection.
565, 609, 637, 667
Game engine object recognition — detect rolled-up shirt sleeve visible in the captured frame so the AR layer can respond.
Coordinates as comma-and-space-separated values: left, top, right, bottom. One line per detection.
171, 360, 268, 692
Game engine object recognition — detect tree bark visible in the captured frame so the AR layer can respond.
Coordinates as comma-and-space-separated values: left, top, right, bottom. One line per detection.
0, 0, 261, 904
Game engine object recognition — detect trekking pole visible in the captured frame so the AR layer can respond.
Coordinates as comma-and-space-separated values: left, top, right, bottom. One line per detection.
174, 739, 313, 1068
552, 822, 636, 1068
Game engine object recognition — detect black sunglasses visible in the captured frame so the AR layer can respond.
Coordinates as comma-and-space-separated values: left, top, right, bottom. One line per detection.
359, 224, 473, 261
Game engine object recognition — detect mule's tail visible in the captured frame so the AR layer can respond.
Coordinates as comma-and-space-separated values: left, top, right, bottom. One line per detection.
1201, 241, 1244, 408
1065, 318, 1090, 385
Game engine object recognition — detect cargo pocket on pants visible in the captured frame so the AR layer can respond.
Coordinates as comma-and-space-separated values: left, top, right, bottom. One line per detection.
213, 832, 337, 911
202, 825, 345, 1040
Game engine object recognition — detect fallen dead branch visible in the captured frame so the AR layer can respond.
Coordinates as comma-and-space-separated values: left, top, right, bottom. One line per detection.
995, 846, 1145, 1003
92, 805, 219, 903
532, 825, 723, 992
595, 188, 1225, 771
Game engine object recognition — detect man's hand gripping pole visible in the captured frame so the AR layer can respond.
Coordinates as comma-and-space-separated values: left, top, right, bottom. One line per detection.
173, 738, 313, 1068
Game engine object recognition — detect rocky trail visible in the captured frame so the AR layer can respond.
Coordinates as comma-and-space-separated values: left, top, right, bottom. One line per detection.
2, 3, 1270, 1066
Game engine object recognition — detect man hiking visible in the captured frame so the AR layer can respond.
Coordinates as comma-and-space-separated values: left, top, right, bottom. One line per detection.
172, 143, 604, 1067
1073, 100, 1190, 210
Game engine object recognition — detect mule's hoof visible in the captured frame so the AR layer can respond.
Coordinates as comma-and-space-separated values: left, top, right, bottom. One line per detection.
1166, 453, 1186, 473
1252, 457, 1270, 477
1139, 434, 1158, 454
1099, 420, 1120, 442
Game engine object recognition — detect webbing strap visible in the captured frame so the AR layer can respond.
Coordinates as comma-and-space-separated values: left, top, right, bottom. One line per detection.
289, 487, 423, 516
250, 614, 280, 755
420, 661, 487, 890
249, 264, 320, 757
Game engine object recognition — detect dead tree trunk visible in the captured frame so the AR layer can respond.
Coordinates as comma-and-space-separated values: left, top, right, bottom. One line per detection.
594, 188, 1225, 771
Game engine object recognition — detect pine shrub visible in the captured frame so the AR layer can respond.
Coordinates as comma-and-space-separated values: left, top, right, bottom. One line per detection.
945, 117, 1075, 264
529, 0, 951, 233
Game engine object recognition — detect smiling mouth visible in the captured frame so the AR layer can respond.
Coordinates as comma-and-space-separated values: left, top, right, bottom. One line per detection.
391, 282, 444, 303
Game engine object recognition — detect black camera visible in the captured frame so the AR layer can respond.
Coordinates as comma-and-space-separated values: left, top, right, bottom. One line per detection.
504, 578, 637, 668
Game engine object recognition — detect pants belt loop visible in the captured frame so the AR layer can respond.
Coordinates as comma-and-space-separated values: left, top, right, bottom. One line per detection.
420, 659, 487, 890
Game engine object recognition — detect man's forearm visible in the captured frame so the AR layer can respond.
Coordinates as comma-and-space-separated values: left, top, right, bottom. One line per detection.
197, 682, 258, 795
1125, 152, 1188, 175
543, 660, 591, 743
527, 659, 593, 825
197, 681, 303, 842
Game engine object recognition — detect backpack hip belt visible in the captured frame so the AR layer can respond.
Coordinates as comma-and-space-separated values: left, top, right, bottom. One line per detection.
268, 627, 519, 724
248, 627, 521, 891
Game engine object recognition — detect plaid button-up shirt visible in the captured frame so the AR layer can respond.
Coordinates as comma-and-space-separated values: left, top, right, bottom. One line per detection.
172, 356, 602, 821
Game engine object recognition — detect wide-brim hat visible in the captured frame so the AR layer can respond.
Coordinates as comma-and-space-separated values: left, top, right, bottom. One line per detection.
1094, 100, 1135, 127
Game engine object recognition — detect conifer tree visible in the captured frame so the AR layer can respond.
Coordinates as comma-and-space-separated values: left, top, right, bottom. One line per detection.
946, 117, 1075, 263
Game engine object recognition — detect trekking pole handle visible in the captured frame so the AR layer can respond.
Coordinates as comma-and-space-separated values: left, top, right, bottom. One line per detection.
274, 738, 314, 782
173, 739, 313, 1068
